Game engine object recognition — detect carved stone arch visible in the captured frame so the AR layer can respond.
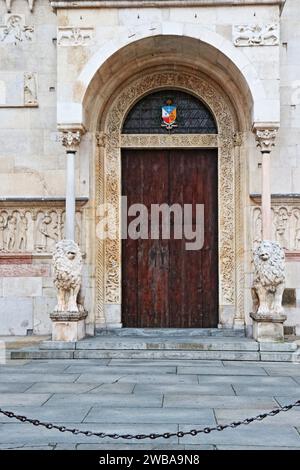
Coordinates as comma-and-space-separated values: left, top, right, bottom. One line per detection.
95, 69, 243, 328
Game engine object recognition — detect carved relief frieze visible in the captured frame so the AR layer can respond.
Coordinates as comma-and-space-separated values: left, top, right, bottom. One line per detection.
233, 23, 279, 47
252, 203, 300, 251
120, 134, 218, 148
0, 206, 83, 254
58, 27, 94, 46
24, 72, 38, 106
0, 14, 34, 44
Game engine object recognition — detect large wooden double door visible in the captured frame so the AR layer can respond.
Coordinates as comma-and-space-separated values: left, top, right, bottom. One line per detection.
122, 148, 218, 328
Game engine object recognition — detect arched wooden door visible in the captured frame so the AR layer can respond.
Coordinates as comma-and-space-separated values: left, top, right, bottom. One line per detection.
121, 91, 218, 328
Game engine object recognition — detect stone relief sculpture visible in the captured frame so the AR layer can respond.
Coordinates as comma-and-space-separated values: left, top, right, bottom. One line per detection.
252, 204, 300, 251
18, 212, 28, 251
24, 73, 38, 106
53, 240, 83, 313
0, 14, 34, 44
5, 0, 35, 12
0, 208, 82, 253
0, 214, 5, 251
6, 214, 17, 251
253, 240, 285, 317
36, 212, 59, 252
58, 27, 94, 46
233, 23, 279, 46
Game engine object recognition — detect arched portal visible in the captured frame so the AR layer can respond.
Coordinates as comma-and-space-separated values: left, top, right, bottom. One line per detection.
95, 67, 244, 329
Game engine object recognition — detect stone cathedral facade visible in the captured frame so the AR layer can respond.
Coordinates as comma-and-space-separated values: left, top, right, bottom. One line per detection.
0, 0, 299, 338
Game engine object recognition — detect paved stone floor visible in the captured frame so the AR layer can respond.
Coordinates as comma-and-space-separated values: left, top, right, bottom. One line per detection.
0, 358, 300, 450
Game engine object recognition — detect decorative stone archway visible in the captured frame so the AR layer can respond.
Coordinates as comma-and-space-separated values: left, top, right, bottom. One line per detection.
95, 68, 245, 329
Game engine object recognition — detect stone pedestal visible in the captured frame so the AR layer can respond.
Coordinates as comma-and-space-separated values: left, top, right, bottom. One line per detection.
250, 312, 287, 343
50, 311, 88, 342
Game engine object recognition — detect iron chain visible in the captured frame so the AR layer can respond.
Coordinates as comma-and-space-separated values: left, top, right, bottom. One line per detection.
0, 400, 299, 440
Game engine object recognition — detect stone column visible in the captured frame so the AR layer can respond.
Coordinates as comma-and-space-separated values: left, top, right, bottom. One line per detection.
61, 130, 82, 240
255, 128, 277, 240
251, 127, 287, 342
48, 129, 87, 343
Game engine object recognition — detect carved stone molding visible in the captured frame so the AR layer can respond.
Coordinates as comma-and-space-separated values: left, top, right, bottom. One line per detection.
0, 14, 34, 44
252, 203, 300, 252
255, 128, 277, 153
24, 72, 38, 106
121, 134, 218, 148
96, 132, 109, 148
5, 0, 35, 12
98, 70, 238, 312
58, 27, 94, 46
0, 204, 84, 254
60, 131, 82, 151
233, 23, 279, 47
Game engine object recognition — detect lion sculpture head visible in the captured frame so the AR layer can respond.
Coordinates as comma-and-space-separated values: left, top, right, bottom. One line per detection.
253, 240, 285, 292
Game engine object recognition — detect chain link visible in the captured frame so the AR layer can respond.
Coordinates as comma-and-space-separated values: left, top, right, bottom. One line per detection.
0, 400, 299, 440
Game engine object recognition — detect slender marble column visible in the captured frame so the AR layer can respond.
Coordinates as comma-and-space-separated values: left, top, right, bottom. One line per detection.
255, 128, 277, 240
61, 130, 82, 241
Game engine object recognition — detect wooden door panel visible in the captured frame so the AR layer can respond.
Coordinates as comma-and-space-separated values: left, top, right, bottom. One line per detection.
121, 148, 218, 328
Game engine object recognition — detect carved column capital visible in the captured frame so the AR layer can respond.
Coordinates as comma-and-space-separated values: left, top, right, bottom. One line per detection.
60, 130, 82, 152
96, 132, 108, 148
255, 128, 277, 154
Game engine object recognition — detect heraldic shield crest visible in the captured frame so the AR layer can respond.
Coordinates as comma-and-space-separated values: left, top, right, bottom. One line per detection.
161, 99, 177, 130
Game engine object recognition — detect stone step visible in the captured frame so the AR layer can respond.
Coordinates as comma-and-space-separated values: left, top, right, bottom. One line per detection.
95, 328, 245, 337
9, 337, 299, 361
40, 338, 259, 351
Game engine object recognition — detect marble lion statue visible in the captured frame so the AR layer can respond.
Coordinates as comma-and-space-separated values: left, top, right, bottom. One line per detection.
53, 240, 83, 313
253, 240, 285, 316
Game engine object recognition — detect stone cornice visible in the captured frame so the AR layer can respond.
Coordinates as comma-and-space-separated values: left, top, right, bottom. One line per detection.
49, 0, 286, 10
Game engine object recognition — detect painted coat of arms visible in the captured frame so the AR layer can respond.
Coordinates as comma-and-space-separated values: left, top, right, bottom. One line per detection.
161, 100, 177, 130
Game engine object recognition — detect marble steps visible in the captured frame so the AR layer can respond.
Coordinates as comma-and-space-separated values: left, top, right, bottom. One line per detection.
9, 337, 299, 362
95, 328, 246, 338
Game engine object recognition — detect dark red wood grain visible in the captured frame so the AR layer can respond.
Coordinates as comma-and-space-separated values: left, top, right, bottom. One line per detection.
122, 148, 218, 328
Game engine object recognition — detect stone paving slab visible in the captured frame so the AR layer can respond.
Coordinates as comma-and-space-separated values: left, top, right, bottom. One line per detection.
178, 423, 300, 446
0, 393, 51, 406
109, 359, 224, 366
292, 377, 300, 385
0, 423, 179, 445
274, 396, 300, 407
197, 375, 298, 385
0, 405, 92, 423
64, 365, 177, 375
0, 373, 80, 383
0, 383, 34, 393
133, 384, 235, 395
178, 366, 268, 376
24, 382, 101, 394
263, 366, 300, 376
84, 407, 215, 424
75, 444, 215, 450
44, 393, 163, 408
232, 384, 300, 396
163, 395, 278, 409
87, 383, 135, 394
0, 365, 70, 373
76, 373, 199, 384
215, 408, 300, 426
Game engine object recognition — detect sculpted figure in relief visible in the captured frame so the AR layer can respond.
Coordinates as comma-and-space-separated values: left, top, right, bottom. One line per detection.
18, 213, 28, 251
6, 214, 17, 251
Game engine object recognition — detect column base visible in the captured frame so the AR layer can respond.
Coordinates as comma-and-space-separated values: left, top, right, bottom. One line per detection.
50, 311, 88, 342
250, 312, 287, 343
